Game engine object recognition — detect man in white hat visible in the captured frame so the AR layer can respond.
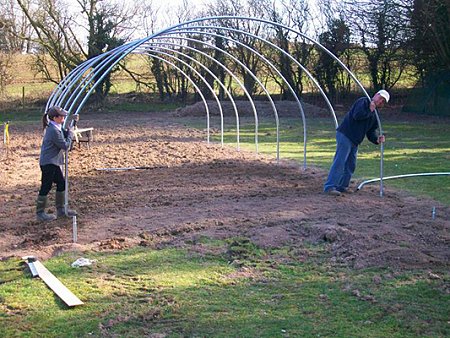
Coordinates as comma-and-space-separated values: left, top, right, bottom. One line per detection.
324, 90, 390, 196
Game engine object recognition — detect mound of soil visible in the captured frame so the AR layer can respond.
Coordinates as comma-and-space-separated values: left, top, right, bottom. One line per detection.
0, 109, 448, 270
174, 100, 329, 118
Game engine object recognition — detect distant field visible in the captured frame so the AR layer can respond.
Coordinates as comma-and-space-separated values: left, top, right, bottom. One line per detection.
3, 53, 418, 107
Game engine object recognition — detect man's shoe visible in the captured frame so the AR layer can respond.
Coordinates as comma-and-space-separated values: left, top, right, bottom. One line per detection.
325, 188, 341, 196
338, 188, 352, 194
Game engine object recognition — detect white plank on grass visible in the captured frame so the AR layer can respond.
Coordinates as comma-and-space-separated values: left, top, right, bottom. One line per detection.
28, 261, 39, 277
23, 256, 39, 277
33, 260, 84, 307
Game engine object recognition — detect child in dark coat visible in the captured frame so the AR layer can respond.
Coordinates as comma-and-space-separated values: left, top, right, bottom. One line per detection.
36, 106, 77, 221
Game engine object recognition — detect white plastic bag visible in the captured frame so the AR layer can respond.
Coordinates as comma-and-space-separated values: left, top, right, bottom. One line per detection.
71, 257, 96, 268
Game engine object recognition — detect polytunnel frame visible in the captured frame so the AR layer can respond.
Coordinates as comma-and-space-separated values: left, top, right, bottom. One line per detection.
150, 32, 294, 162
46, 15, 389, 214
146, 39, 260, 152
163, 33, 282, 159
161, 26, 340, 169
48, 40, 140, 110
144, 42, 241, 149
144, 50, 220, 144
180, 16, 385, 196
48, 15, 381, 143
48, 18, 341, 165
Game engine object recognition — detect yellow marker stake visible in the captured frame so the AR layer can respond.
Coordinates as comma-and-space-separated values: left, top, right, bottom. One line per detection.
3, 122, 9, 145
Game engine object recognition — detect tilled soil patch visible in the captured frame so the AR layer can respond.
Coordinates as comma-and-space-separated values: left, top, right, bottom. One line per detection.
0, 111, 448, 270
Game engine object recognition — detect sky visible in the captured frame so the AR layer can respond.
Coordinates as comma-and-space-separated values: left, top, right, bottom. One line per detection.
60, 0, 323, 43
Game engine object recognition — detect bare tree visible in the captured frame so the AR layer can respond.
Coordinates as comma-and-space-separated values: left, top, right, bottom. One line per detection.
0, 53, 12, 96
15, 0, 140, 103
408, 0, 449, 114
17, 0, 84, 81
79, 0, 132, 101
264, 0, 316, 99
206, 0, 272, 96
0, 5, 13, 95
1, 0, 34, 52
313, 18, 352, 102
135, 0, 161, 37
0, 0, 35, 95
410, 0, 449, 77
343, 0, 411, 90
173, 0, 197, 24
144, 0, 203, 102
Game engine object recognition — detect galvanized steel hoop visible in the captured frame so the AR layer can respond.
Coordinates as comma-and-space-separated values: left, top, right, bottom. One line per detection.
46, 16, 389, 212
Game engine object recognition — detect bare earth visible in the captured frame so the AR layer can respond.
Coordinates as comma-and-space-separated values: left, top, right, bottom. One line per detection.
0, 109, 449, 270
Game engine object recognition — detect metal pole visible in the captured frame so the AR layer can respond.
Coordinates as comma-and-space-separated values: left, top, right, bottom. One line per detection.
150, 37, 255, 152
147, 53, 211, 140
380, 141, 384, 196
64, 148, 69, 216
146, 43, 238, 148
72, 215, 77, 243
146, 50, 221, 144
148, 35, 262, 153
357, 172, 450, 191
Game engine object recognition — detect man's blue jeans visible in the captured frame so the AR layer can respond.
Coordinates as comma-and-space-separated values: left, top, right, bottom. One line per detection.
324, 131, 358, 192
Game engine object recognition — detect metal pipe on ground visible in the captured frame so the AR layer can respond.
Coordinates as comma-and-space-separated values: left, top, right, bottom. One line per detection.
357, 172, 450, 191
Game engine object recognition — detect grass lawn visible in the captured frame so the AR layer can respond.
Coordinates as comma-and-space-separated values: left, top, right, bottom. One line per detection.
1, 241, 448, 337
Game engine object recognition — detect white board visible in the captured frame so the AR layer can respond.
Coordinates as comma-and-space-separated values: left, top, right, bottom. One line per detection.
33, 260, 84, 307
